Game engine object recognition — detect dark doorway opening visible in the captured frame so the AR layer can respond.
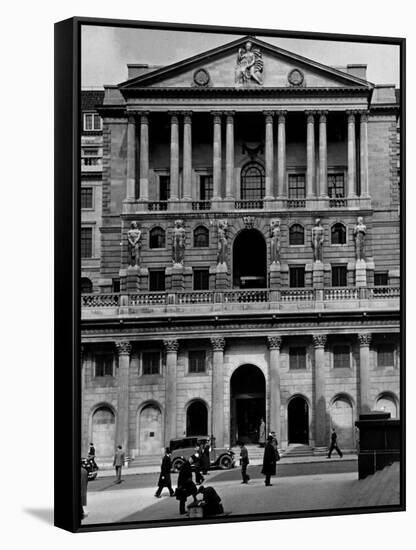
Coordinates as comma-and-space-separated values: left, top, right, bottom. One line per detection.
230, 364, 266, 445
233, 229, 267, 288
288, 396, 309, 444
186, 400, 208, 436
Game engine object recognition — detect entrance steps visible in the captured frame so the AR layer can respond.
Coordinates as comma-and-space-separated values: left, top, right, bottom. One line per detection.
129, 454, 161, 468
281, 444, 315, 458
231, 444, 266, 461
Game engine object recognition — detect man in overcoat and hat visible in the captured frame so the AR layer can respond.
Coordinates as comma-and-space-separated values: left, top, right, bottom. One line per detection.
261, 435, 277, 486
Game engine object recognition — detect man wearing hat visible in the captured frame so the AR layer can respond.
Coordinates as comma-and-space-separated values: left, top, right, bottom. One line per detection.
176, 456, 198, 514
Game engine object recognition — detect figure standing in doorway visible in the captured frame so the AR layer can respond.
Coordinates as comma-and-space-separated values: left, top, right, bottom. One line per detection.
258, 417, 266, 447
327, 428, 343, 459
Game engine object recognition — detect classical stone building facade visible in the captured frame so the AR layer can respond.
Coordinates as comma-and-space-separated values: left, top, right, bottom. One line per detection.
81, 36, 400, 462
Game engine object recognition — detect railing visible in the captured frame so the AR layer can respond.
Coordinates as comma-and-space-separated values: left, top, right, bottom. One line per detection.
235, 200, 263, 209
176, 291, 213, 304
329, 198, 347, 207
130, 292, 166, 305
324, 287, 359, 300
369, 286, 400, 298
148, 201, 168, 211
82, 157, 101, 166
223, 289, 269, 302
82, 294, 120, 307
287, 199, 306, 208
192, 201, 211, 211
280, 289, 315, 301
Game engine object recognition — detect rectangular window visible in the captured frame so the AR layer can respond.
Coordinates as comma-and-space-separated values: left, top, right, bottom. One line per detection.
112, 278, 120, 293
374, 272, 388, 286
95, 353, 114, 377
200, 175, 213, 200
289, 266, 305, 288
81, 227, 93, 258
142, 351, 160, 375
288, 174, 306, 199
193, 268, 209, 290
333, 345, 350, 368
149, 269, 165, 291
328, 174, 345, 198
289, 347, 306, 370
377, 344, 395, 367
81, 187, 93, 209
332, 265, 347, 287
83, 113, 102, 131
159, 175, 170, 201
189, 350, 206, 373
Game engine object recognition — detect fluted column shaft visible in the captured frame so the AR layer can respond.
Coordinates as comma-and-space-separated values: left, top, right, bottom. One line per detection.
126, 115, 136, 200
306, 112, 315, 198
169, 114, 179, 200
358, 333, 372, 413
164, 339, 179, 444
264, 111, 274, 199
318, 112, 328, 197
115, 341, 132, 452
212, 113, 222, 200
139, 114, 149, 201
360, 112, 369, 197
182, 113, 192, 200
313, 335, 327, 446
225, 113, 235, 199
347, 112, 357, 198
211, 337, 225, 447
268, 336, 282, 443
277, 112, 286, 197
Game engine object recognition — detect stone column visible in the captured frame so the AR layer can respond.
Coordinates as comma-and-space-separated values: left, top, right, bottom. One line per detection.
163, 339, 179, 445
211, 337, 225, 447
268, 336, 282, 443
306, 111, 315, 198
264, 111, 274, 199
360, 111, 369, 197
115, 341, 132, 452
126, 115, 136, 200
313, 334, 327, 448
212, 112, 222, 201
277, 111, 287, 197
182, 112, 192, 201
347, 111, 357, 198
169, 113, 179, 201
225, 112, 235, 199
139, 113, 149, 201
318, 112, 328, 197
358, 333, 372, 413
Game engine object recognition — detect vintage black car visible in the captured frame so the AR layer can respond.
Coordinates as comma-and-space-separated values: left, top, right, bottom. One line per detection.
169, 436, 235, 472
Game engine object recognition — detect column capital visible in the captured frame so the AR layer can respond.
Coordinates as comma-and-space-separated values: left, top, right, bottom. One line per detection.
358, 333, 372, 347
346, 111, 356, 123
313, 334, 327, 348
318, 110, 328, 122
163, 339, 179, 353
267, 336, 282, 350
263, 110, 275, 122
182, 111, 193, 123
138, 112, 149, 125
211, 337, 225, 351
168, 112, 179, 124
127, 114, 137, 124
305, 110, 316, 122
225, 111, 235, 119
358, 110, 369, 122
211, 111, 223, 123
115, 340, 132, 356
276, 110, 287, 122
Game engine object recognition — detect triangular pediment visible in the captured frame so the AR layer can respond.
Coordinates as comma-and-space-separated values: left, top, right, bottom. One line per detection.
119, 36, 373, 92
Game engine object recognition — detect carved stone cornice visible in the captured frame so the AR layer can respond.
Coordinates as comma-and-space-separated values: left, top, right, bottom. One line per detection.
358, 333, 372, 347
211, 337, 225, 351
267, 336, 282, 350
313, 334, 327, 348
163, 338, 179, 353
115, 340, 132, 356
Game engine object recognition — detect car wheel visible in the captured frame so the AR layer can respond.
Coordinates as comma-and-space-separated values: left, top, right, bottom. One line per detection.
172, 458, 184, 473
219, 455, 232, 469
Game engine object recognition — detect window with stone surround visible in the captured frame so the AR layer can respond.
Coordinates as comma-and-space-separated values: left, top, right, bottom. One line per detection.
331, 265, 347, 287
377, 344, 395, 367
149, 269, 165, 291
289, 347, 307, 370
193, 226, 209, 248
159, 175, 170, 201
289, 265, 305, 288
200, 175, 213, 200
149, 227, 166, 249
333, 345, 350, 368
81, 277, 93, 293
142, 351, 161, 375
95, 353, 114, 377
289, 224, 304, 245
328, 174, 345, 198
240, 162, 265, 200
83, 112, 102, 131
331, 223, 346, 244
193, 268, 209, 290
288, 174, 306, 199
189, 350, 206, 373
81, 187, 93, 209
81, 227, 93, 258
374, 272, 388, 286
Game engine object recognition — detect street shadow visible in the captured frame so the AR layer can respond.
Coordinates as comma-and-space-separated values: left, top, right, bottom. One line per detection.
24, 507, 54, 525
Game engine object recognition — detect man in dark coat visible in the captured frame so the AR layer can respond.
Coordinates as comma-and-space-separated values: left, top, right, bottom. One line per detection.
327, 428, 343, 458
80, 464, 88, 520
176, 456, 198, 514
261, 435, 277, 486
197, 485, 224, 517
200, 442, 210, 475
155, 448, 175, 497
239, 442, 250, 484
113, 445, 125, 483
194, 446, 205, 484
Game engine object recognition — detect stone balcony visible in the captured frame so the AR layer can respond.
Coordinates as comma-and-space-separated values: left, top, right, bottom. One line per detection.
81, 286, 399, 320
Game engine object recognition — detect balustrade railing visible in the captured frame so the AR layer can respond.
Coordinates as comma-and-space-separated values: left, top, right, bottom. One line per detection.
280, 289, 315, 301
369, 286, 400, 298
147, 201, 168, 211
223, 289, 269, 303
329, 198, 348, 208
287, 199, 306, 208
176, 291, 213, 304
130, 292, 167, 305
82, 293, 120, 307
235, 200, 263, 209
324, 287, 359, 300
192, 201, 211, 211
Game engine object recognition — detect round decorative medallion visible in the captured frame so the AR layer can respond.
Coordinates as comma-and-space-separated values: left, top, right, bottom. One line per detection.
288, 68, 305, 87
193, 68, 210, 87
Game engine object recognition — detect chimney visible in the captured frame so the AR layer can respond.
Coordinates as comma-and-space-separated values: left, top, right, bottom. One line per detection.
346, 64, 367, 81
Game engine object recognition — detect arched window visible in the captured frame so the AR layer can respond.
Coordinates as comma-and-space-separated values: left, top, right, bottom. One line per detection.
331, 223, 346, 244
149, 227, 165, 249
289, 224, 304, 245
81, 277, 93, 293
240, 162, 265, 200
193, 226, 209, 247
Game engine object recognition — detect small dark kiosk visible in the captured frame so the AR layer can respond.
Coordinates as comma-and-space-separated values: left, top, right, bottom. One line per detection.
355, 412, 400, 479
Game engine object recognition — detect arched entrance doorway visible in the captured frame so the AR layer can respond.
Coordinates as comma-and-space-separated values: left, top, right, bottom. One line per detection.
376, 393, 398, 418
233, 229, 267, 288
91, 406, 115, 458
186, 400, 208, 436
230, 364, 266, 445
288, 396, 309, 444
330, 396, 354, 448
138, 403, 163, 456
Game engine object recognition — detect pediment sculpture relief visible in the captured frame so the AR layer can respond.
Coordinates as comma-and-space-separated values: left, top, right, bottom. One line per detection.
235, 41, 264, 85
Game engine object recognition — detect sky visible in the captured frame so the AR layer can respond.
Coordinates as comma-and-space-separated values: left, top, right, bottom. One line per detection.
81, 25, 400, 88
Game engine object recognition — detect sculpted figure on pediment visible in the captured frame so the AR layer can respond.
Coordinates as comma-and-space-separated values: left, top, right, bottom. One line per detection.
235, 41, 264, 85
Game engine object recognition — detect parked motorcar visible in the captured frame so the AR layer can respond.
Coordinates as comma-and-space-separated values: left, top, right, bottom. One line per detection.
169, 436, 235, 472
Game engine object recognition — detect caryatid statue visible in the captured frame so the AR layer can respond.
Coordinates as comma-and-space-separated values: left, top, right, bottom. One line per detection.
354, 216, 367, 261
217, 220, 228, 265
127, 221, 142, 267
311, 218, 324, 262
172, 219, 186, 266
270, 219, 281, 264
235, 41, 264, 85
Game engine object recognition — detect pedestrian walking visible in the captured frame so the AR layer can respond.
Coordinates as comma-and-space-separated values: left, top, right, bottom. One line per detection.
327, 428, 343, 458
80, 463, 88, 519
113, 445, 125, 483
261, 435, 277, 486
197, 485, 224, 517
194, 444, 205, 484
258, 417, 266, 447
176, 456, 198, 514
201, 441, 210, 475
155, 447, 175, 497
239, 441, 250, 484
88, 442, 97, 469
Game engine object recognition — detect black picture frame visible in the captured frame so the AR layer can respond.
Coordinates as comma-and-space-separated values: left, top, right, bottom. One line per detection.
54, 16, 405, 533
